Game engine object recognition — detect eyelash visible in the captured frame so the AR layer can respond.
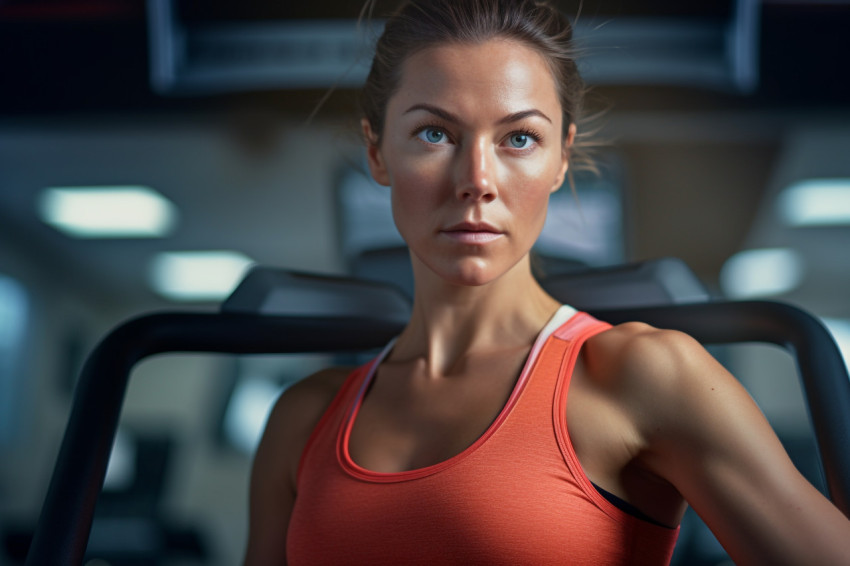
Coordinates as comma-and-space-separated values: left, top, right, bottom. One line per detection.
411, 122, 544, 150
508, 128, 544, 148
412, 122, 453, 144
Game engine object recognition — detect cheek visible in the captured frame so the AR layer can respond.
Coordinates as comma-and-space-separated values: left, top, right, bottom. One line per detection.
388, 149, 449, 200
504, 162, 558, 220
499, 139, 562, 182
514, 192, 552, 237
389, 166, 443, 235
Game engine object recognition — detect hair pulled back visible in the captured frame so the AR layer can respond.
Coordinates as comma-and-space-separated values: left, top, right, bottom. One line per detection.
361, 0, 584, 145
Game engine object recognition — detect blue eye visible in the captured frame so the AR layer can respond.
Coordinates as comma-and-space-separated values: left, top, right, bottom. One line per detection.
417, 127, 446, 144
509, 133, 530, 148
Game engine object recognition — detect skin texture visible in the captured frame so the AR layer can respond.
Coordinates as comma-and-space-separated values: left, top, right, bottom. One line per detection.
365, 38, 569, 290
244, 39, 850, 566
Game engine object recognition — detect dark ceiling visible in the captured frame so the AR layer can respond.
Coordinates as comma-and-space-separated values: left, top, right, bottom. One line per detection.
0, 1, 848, 312
0, 0, 848, 118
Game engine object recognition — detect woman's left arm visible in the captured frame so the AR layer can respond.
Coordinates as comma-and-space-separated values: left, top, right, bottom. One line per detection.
617, 325, 850, 565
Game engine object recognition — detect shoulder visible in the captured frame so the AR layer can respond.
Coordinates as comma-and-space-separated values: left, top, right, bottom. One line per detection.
580, 320, 745, 448
271, 366, 353, 426
255, 366, 353, 489
581, 319, 771, 470
245, 366, 354, 564
583, 320, 716, 392
264, 366, 352, 449
579, 320, 850, 564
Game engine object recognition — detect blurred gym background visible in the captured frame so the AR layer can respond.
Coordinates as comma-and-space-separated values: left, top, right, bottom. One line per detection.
1, 1, 848, 564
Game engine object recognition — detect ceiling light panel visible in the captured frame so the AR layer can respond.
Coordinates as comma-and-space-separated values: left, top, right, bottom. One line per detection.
778, 178, 850, 227
720, 247, 804, 299
150, 250, 254, 302
39, 186, 178, 238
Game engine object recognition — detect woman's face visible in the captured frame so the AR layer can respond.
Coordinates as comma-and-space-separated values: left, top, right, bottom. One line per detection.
364, 39, 572, 288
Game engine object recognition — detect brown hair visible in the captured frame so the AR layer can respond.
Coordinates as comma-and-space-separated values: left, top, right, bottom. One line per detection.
360, 0, 585, 147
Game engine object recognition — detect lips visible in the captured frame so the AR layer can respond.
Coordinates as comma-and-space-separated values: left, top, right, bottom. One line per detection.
441, 221, 504, 244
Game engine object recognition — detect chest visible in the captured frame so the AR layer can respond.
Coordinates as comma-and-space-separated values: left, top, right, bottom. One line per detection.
289, 340, 681, 564
347, 347, 530, 473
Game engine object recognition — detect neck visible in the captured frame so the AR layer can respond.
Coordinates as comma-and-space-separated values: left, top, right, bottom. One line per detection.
390, 255, 561, 376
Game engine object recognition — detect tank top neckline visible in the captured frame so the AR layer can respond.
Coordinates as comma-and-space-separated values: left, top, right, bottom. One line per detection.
337, 304, 578, 483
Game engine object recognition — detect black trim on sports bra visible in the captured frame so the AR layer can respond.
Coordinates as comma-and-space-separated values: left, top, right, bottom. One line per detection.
591, 482, 673, 529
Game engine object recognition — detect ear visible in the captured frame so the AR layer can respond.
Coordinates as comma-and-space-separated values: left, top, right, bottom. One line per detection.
362, 118, 391, 186
551, 123, 577, 193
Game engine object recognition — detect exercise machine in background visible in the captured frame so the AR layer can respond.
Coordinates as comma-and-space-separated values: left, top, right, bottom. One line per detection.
23, 258, 850, 566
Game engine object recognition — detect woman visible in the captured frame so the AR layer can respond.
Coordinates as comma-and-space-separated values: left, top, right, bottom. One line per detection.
245, 1, 850, 564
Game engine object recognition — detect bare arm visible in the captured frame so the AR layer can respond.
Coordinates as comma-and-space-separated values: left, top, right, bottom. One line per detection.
243, 368, 349, 566
608, 324, 850, 565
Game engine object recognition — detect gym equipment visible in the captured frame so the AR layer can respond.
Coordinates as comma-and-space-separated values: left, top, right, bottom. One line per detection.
24, 258, 850, 565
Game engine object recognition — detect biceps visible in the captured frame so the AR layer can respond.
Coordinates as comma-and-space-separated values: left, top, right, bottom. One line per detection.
244, 457, 294, 565
245, 508, 291, 566
244, 417, 296, 564
681, 445, 849, 565
652, 378, 848, 564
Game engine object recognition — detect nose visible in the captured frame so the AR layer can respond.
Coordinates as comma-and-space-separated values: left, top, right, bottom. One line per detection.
454, 138, 497, 202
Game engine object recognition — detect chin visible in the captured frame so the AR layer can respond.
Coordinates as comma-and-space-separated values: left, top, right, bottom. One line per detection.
446, 272, 494, 288
426, 257, 512, 288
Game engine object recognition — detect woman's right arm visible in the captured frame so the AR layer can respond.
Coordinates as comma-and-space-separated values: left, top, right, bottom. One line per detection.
243, 368, 350, 565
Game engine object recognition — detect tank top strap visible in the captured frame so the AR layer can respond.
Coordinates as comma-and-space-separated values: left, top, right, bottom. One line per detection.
295, 358, 378, 487
503, 309, 614, 489
551, 311, 613, 342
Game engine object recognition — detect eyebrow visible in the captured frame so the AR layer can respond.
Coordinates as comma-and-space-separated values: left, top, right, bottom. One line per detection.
403, 103, 552, 125
498, 109, 553, 125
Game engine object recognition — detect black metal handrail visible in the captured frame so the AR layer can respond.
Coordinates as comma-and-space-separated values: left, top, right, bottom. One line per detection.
25, 312, 403, 566
25, 301, 850, 565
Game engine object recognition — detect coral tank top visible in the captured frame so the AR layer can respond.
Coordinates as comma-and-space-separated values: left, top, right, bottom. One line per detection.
287, 307, 679, 565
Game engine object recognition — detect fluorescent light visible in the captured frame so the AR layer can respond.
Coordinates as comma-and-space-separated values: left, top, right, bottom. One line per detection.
150, 250, 254, 301
720, 247, 804, 299
39, 186, 177, 238
778, 178, 850, 227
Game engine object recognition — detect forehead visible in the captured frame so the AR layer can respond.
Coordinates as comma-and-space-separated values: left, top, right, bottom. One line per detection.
389, 39, 562, 124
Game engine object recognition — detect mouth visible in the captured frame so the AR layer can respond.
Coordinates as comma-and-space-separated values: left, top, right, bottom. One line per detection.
441, 222, 504, 244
